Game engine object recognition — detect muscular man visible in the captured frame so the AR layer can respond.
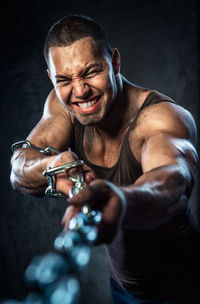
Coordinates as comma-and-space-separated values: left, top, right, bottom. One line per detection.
10, 15, 200, 303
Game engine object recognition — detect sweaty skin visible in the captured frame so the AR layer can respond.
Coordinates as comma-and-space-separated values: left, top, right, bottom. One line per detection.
10, 37, 198, 243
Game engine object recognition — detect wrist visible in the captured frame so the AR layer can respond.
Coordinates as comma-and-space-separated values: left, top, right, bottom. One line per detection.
116, 187, 127, 225
104, 181, 127, 226
119, 186, 135, 228
39, 155, 57, 174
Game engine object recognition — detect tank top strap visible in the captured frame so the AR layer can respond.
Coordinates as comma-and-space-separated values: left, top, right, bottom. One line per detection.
116, 124, 143, 185
71, 118, 85, 160
129, 90, 176, 132
139, 90, 176, 112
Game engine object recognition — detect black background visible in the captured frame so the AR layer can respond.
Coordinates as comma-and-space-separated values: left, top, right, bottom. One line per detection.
0, 0, 199, 303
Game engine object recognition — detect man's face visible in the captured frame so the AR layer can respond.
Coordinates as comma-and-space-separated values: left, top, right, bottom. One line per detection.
48, 37, 118, 126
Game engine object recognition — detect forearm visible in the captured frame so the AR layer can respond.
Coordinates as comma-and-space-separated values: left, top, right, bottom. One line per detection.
122, 164, 192, 230
10, 149, 55, 196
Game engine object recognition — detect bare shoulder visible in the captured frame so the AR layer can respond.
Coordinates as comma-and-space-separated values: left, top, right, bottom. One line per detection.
128, 99, 198, 164
43, 89, 73, 122
27, 89, 74, 150
134, 101, 197, 144
124, 82, 197, 146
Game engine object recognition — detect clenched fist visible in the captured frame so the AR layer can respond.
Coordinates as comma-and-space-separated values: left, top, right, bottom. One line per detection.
62, 179, 126, 244
48, 151, 96, 197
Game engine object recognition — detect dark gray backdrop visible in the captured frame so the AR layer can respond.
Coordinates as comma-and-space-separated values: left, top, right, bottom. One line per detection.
0, 0, 199, 303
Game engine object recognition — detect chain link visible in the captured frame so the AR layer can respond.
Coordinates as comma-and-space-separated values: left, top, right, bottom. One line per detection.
43, 160, 84, 198
8, 140, 102, 304
11, 139, 60, 155
12, 140, 85, 198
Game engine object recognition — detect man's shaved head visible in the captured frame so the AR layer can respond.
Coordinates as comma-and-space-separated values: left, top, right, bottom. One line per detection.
43, 15, 112, 65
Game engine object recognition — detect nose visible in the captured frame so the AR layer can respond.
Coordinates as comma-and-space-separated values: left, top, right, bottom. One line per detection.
72, 78, 91, 99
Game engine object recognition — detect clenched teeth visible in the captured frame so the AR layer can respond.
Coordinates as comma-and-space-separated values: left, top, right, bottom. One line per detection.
78, 99, 98, 109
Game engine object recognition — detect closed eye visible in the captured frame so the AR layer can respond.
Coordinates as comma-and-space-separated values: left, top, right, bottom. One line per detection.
56, 79, 71, 86
84, 69, 101, 79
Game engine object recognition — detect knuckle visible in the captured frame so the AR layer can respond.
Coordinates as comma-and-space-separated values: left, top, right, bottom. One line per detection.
61, 151, 77, 162
51, 151, 78, 167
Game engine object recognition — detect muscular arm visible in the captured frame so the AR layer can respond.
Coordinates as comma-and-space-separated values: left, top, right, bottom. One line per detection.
10, 90, 74, 196
62, 102, 198, 242
122, 102, 198, 229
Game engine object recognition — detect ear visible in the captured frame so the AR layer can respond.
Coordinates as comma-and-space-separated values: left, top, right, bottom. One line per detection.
111, 48, 120, 76
47, 69, 52, 80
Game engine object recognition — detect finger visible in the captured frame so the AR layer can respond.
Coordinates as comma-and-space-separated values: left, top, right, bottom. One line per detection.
68, 166, 82, 178
51, 151, 78, 168
84, 171, 96, 184
69, 186, 94, 207
82, 164, 96, 184
69, 179, 109, 208
101, 194, 123, 224
82, 164, 94, 173
56, 174, 74, 196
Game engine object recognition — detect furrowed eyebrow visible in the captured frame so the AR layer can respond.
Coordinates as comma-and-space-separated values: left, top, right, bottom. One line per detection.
55, 75, 71, 80
83, 63, 102, 74
54, 63, 102, 80
81, 64, 102, 78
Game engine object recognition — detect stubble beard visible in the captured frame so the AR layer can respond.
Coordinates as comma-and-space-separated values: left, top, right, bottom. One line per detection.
73, 110, 105, 126
74, 95, 117, 126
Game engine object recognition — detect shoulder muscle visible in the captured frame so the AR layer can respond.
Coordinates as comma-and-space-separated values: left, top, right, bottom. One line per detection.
27, 90, 73, 151
129, 102, 198, 174
135, 102, 197, 145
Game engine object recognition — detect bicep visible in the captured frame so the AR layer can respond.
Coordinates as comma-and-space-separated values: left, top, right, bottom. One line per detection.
137, 103, 198, 175
27, 90, 73, 152
141, 133, 198, 174
139, 132, 198, 201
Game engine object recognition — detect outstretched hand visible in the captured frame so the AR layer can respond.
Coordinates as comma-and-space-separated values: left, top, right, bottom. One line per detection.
62, 179, 126, 244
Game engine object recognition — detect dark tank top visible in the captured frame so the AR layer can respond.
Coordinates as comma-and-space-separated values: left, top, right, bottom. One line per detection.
71, 90, 173, 184
71, 91, 200, 301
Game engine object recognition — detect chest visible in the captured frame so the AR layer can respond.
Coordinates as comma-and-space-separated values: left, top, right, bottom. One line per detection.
83, 126, 141, 168
83, 133, 119, 167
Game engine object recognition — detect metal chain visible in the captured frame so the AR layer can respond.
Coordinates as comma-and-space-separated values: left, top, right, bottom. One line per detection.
6, 140, 102, 304
11, 140, 60, 155
43, 161, 84, 198
11, 139, 84, 198
21, 175, 102, 304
